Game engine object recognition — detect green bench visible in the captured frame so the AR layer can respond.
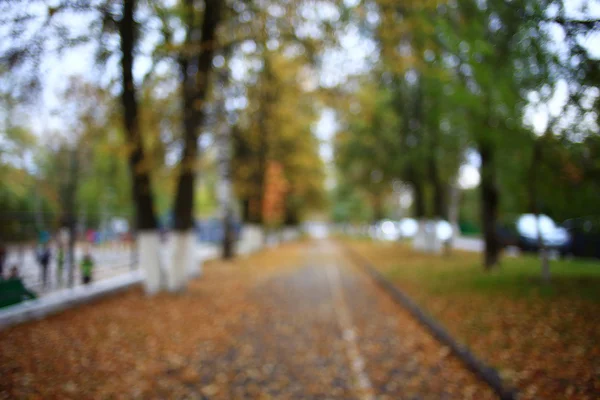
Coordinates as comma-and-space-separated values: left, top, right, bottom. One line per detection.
0, 278, 37, 308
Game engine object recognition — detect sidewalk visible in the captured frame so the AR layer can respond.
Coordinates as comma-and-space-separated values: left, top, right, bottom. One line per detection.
0, 224, 282, 330
0, 242, 220, 330
4, 243, 136, 296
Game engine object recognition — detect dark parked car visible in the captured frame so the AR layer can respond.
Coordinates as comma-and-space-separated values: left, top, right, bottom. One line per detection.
562, 217, 600, 259
498, 214, 571, 255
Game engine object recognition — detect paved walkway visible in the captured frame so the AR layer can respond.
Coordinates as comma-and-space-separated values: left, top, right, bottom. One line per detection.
189, 241, 495, 399
0, 240, 496, 398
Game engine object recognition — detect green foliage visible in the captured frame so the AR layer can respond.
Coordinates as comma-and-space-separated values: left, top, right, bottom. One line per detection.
459, 188, 481, 232
333, 0, 599, 239
334, 80, 400, 220
330, 181, 372, 224
194, 157, 219, 218
1, 0, 599, 238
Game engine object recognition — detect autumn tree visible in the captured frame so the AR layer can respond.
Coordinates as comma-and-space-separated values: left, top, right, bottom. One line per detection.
232, 50, 326, 230
0, 0, 165, 292
367, 0, 561, 265
335, 79, 400, 223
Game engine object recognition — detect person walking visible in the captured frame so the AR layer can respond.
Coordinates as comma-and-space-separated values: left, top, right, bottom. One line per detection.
0, 243, 6, 279
8, 264, 20, 280
56, 243, 65, 288
80, 251, 95, 285
37, 244, 51, 288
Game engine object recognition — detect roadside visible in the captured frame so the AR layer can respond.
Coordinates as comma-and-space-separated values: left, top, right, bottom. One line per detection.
3, 243, 138, 295
1, 223, 270, 300
345, 239, 600, 399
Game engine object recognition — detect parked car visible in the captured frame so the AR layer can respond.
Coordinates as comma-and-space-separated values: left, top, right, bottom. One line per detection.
399, 218, 418, 238
373, 218, 453, 243
373, 219, 402, 241
562, 216, 600, 259
498, 214, 571, 255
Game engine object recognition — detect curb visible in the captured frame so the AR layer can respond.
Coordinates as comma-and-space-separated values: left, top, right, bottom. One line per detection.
343, 245, 518, 400
0, 271, 143, 331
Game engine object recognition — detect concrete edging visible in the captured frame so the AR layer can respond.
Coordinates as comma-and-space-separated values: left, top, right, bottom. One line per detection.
0, 271, 143, 331
343, 245, 517, 400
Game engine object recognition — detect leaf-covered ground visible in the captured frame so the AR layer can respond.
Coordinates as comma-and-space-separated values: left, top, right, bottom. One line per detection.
345, 239, 600, 399
0, 241, 495, 399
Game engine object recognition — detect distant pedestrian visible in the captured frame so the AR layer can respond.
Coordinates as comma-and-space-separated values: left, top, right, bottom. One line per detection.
80, 251, 95, 285
8, 264, 19, 280
56, 244, 65, 287
0, 243, 6, 279
37, 244, 51, 288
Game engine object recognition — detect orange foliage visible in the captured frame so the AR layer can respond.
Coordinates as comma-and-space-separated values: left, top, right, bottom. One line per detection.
262, 161, 289, 225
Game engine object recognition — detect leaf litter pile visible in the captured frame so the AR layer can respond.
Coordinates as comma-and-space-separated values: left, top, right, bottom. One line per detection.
2, 241, 495, 399
347, 240, 600, 400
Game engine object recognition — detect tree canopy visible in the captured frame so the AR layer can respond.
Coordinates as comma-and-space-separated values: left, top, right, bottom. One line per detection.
1, 0, 598, 270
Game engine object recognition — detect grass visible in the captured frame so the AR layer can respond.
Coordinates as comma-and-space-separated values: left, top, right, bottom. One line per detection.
345, 239, 600, 400
459, 231, 482, 238
383, 247, 600, 301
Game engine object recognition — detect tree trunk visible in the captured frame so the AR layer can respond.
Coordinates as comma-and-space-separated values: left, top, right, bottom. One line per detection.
63, 148, 79, 288
426, 83, 447, 221
119, 0, 160, 294
412, 178, 426, 219
429, 154, 447, 220
448, 184, 461, 228
256, 136, 267, 227
215, 50, 235, 260
255, 65, 273, 227
218, 125, 235, 260
372, 194, 384, 222
130, 228, 137, 271
222, 207, 234, 259
284, 198, 300, 226
67, 218, 76, 288
242, 197, 251, 222
170, 59, 198, 291
538, 216, 551, 283
541, 254, 551, 282
173, 76, 198, 233
411, 174, 430, 252
447, 183, 461, 248
529, 138, 550, 283
171, 0, 222, 291
33, 184, 45, 232
479, 140, 500, 269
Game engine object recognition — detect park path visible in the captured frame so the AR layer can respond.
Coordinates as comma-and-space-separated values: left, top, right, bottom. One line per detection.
190, 241, 496, 399
0, 240, 496, 399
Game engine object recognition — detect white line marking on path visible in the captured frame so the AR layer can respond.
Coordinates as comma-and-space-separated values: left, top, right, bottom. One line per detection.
325, 264, 375, 400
